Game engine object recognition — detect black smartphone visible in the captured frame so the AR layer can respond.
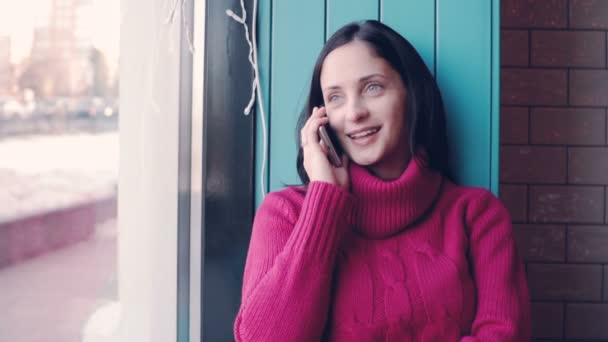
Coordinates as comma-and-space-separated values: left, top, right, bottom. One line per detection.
318, 123, 343, 167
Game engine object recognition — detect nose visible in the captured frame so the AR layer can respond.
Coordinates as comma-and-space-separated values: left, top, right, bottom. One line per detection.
345, 97, 369, 122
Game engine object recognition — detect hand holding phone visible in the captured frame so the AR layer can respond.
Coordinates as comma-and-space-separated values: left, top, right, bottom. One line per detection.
318, 124, 343, 167
301, 106, 349, 189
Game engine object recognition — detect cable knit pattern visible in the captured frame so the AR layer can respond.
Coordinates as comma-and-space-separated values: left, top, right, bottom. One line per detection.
234, 156, 531, 341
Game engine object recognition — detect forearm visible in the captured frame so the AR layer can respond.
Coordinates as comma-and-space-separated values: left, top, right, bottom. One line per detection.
235, 182, 353, 341
234, 251, 335, 341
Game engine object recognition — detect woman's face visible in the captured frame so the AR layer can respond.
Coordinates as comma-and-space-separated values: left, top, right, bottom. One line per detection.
320, 40, 410, 179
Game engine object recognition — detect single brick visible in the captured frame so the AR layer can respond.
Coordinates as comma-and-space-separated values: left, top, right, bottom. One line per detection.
500, 146, 566, 183
528, 263, 602, 300
502, 0, 568, 28
568, 225, 608, 262
502, 29, 529, 66
570, 70, 608, 106
570, 0, 608, 29
604, 265, 608, 301
531, 30, 605, 67
530, 107, 605, 145
529, 186, 604, 223
502, 69, 567, 106
500, 184, 528, 222
532, 302, 564, 339
568, 148, 608, 184
513, 224, 565, 262
566, 304, 608, 339
501, 106, 529, 144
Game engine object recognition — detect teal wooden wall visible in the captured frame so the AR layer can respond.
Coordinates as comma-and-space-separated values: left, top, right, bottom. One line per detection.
255, 0, 500, 207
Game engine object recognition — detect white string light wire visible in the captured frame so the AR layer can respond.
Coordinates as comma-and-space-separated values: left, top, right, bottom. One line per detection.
227, 0, 268, 198
167, 0, 267, 197
166, 0, 195, 53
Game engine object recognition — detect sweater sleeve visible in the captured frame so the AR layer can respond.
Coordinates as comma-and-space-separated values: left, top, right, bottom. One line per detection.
234, 181, 354, 342
460, 190, 532, 342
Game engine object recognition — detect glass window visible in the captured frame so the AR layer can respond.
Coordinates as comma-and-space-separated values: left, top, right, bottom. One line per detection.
0, 1, 119, 341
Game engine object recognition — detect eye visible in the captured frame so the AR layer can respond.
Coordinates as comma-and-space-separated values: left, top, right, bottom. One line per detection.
327, 94, 342, 103
365, 83, 384, 94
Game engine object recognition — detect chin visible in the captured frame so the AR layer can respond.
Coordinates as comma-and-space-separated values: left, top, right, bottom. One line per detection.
347, 152, 381, 166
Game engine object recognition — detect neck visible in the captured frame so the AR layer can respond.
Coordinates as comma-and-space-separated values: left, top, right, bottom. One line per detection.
366, 150, 411, 180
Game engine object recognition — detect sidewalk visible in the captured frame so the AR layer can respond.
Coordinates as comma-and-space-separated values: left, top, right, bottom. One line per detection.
0, 219, 117, 342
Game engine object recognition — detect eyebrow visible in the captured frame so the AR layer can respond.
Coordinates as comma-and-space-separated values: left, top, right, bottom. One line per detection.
323, 73, 387, 92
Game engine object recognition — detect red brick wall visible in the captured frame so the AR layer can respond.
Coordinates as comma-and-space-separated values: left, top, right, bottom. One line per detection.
500, 0, 608, 340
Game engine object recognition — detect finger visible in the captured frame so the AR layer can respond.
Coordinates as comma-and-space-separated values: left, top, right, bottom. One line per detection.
305, 117, 329, 145
301, 118, 328, 144
302, 107, 329, 148
305, 117, 330, 135
302, 107, 314, 131
301, 106, 320, 138
314, 106, 326, 118
308, 115, 330, 128
300, 107, 316, 145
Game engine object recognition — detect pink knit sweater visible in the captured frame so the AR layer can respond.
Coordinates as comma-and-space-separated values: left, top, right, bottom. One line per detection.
234, 156, 531, 341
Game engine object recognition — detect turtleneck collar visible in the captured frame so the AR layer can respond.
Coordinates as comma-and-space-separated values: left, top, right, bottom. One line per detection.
348, 153, 443, 239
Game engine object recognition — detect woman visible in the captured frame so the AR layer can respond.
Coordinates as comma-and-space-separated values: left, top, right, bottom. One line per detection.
234, 20, 530, 341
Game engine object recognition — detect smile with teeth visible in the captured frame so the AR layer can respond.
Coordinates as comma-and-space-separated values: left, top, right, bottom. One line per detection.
348, 127, 380, 139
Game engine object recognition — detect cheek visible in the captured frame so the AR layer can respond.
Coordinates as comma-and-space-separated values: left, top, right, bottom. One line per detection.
326, 118, 348, 148
327, 111, 345, 133
383, 106, 407, 143
389, 96, 407, 127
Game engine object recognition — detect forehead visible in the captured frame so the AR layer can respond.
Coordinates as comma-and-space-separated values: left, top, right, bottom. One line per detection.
320, 40, 393, 87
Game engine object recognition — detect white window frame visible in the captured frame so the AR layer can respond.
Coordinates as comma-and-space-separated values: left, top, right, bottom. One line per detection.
82, 0, 205, 341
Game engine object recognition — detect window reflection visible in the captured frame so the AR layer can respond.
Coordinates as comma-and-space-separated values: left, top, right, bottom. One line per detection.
0, 0, 119, 341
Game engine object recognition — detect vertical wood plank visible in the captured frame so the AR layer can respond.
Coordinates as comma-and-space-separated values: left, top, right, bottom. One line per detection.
270, 0, 325, 191
326, 0, 379, 38
382, 0, 435, 75
491, 0, 500, 194
437, 0, 493, 190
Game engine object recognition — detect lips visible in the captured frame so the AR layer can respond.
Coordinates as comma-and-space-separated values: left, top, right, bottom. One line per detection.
346, 126, 381, 147
347, 126, 381, 140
